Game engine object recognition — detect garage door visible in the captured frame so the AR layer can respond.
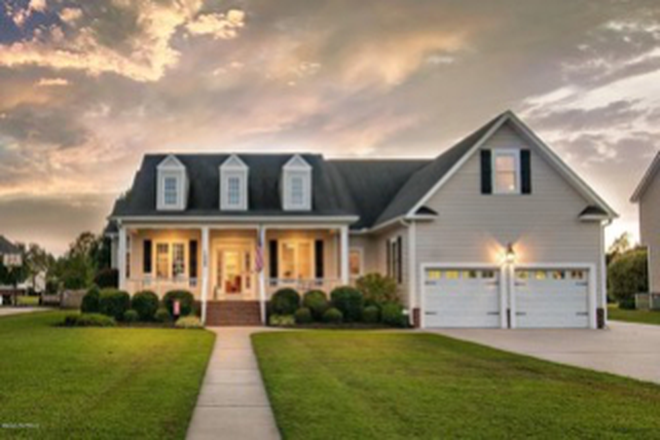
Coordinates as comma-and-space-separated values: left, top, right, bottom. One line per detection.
514, 268, 590, 328
423, 268, 501, 328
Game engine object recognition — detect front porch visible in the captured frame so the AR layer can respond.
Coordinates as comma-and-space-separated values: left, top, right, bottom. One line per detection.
116, 223, 350, 325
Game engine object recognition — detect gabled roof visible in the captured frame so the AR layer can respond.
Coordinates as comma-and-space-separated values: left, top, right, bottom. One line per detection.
111, 154, 359, 220
373, 114, 502, 227
109, 111, 617, 229
157, 154, 185, 170
374, 110, 617, 227
631, 152, 660, 203
0, 236, 20, 255
220, 154, 248, 170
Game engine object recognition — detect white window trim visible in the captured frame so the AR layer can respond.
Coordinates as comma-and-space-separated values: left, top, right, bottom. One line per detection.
153, 240, 188, 280
220, 155, 249, 211
157, 155, 187, 211
492, 149, 521, 195
282, 155, 312, 211
349, 247, 364, 279
278, 238, 315, 280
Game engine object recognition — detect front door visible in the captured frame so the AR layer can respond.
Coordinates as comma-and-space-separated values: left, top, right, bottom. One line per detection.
214, 245, 252, 299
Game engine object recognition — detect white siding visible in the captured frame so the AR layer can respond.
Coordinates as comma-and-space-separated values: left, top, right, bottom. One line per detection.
414, 122, 604, 309
639, 170, 660, 292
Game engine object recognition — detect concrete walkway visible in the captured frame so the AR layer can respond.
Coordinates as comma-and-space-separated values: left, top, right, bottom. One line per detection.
186, 327, 280, 440
0, 307, 51, 317
428, 321, 660, 384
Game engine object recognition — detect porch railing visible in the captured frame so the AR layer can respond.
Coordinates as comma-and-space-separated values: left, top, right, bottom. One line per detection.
126, 277, 198, 297
125, 277, 346, 299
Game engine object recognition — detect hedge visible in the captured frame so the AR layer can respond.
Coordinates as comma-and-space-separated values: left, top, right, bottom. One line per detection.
330, 286, 364, 322
99, 289, 131, 321
132, 290, 159, 321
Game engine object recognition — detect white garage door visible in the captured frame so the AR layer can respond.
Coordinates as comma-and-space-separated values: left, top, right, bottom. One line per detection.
514, 268, 590, 328
423, 268, 501, 328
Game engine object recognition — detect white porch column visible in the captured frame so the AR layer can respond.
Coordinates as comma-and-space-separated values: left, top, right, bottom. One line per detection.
259, 225, 267, 324
118, 225, 127, 291
340, 225, 349, 285
201, 226, 210, 325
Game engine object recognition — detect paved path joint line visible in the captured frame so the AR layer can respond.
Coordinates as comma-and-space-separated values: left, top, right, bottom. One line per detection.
186, 327, 280, 440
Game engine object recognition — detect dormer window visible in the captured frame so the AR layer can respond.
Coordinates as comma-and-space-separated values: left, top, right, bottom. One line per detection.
220, 155, 248, 211
157, 155, 187, 211
163, 177, 179, 206
282, 155, 312, 211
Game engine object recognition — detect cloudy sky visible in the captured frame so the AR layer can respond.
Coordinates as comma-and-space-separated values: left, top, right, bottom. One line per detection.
0, 0, 659, 254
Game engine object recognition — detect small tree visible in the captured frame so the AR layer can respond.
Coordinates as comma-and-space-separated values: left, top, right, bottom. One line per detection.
355, 273, 399, 306
608, 248, 648, 308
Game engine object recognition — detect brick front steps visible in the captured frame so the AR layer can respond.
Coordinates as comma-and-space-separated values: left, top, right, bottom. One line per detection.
205, 301, 262, 326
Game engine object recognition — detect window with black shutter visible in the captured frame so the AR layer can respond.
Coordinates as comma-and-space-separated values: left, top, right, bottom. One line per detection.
314, 239, 324, 279
386, 240, 391, 277
396, 236, 403, 284
481, 150, 492, 194
189, 240, 198, 279
143, 239, 152, 274
521, 149, 532, 194
269, 240, 278, 283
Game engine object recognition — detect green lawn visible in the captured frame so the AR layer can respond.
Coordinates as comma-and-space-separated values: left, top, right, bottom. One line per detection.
253, 332, 660, 439
0, 312, 215, 439
608, 305, 660, 326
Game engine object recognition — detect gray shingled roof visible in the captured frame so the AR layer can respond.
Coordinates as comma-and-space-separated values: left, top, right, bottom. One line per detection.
0, 236, 20, 255
110, 113, 505, 230
373, 114, 501, 226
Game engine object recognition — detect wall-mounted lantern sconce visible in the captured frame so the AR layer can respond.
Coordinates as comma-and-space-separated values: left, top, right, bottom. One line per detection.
504, 242, 516, 265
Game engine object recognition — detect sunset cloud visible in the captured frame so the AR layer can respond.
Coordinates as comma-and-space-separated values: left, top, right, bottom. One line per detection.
0, 0, 658, 253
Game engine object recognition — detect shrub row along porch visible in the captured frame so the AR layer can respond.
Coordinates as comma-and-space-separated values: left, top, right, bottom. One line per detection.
112, 224, 351, 325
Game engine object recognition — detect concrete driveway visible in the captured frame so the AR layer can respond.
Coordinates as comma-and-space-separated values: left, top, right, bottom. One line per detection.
428, 321, 660, 384
0, 307, 51, 317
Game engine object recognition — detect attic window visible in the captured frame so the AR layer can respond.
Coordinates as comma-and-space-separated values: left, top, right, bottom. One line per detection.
493, 150, 520, 194
220, 155, 248, 211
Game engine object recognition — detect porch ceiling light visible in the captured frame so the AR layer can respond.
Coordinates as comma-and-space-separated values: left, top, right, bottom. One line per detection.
504, 242, 516, 264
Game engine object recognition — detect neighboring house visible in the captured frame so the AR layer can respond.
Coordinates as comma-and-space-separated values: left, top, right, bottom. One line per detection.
0, 235, 23, 306
106, 111, 616, 328
631, 153, 660, 306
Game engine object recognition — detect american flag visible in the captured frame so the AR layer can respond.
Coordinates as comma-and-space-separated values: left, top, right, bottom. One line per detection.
255, 229, 264, 273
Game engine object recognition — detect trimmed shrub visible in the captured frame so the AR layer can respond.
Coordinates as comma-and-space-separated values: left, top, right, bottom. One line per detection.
63, 313, 116, 327
362, 305, 380, 324
381, 303, 407, 328
81, 286, 100, 313
294, 307, 313, 324
619, 297, 636, 310
155, 307, 171, 323
330, 286, 364, 322
123, 309, 139, 323
302, 290, 329, 321
356, 273, 400, 306
94, 268, 119, 289
323, 307, 343, 324
269, 314, 295, 326
271, 288, 301, 315
608, 249, 648, 306
163, 290, 195, 317
99, 289, 131, 321
132, 290, 159, 321
175, 316, 204, 329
